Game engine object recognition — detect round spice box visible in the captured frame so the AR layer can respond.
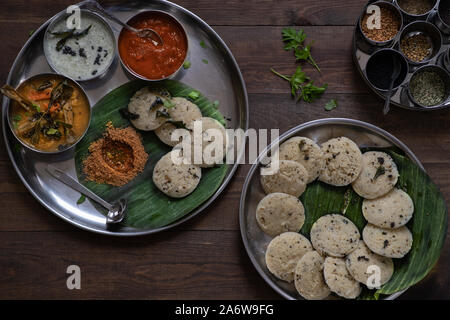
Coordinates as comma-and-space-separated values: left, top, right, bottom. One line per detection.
353, 0, 450, 111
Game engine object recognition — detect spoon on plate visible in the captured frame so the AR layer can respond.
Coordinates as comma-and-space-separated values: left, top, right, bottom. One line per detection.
383, 56, 402, 115
82, 0, 164, 46
46, 164, 126, 226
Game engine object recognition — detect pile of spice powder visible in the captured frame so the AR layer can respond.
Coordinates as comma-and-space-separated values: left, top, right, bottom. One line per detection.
400, 33, 432, 62
361, 5, 401, 42
83, 125, 148, 186
410, 71, 446, 106
398, 0, 434, 15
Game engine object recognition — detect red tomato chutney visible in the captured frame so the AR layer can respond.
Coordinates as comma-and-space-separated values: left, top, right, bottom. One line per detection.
118, 11, 187, 80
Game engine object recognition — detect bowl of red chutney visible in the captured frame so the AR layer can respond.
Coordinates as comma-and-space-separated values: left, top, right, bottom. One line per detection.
118, 11, 188, 81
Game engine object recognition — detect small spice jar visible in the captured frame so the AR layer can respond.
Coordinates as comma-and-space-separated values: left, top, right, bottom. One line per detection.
399, 21, 442, 64
436, 0, 450, 34
395, 0, 437, 20
408, 65, 450, 108
365, 48, 408, 92
359, 1, 403, 46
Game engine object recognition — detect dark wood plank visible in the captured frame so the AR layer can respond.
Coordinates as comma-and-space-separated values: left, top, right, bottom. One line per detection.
0, 0, 365, 26
0, 231, 277, 299
0, 0, 448, 301
0, 230, 447, 299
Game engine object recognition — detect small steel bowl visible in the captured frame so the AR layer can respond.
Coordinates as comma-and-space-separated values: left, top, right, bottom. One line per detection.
394, 0, 437, 21
407, 64, 450, 108
365, 48, 409, 92
359, 1, 403, 47
435, 0, 450, 34
117, 10, 189, 81
399, 21, 442, 65
43, 9, 116, 82
6, 73, 92, 154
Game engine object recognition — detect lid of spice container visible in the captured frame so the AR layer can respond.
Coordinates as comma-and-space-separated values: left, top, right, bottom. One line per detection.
359, 1, 403, 47
407, 65, 450, 108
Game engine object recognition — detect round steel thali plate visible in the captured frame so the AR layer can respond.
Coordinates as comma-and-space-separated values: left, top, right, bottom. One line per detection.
239, 118, 428, 300
2, 0, 248, 235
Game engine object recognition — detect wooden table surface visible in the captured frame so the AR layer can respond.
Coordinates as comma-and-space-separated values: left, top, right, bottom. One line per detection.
0, 0, 448, 300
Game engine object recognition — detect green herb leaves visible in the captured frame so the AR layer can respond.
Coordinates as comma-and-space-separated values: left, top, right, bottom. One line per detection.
300, 82, 327, 103
294, 44, 320, 72
76, 195, 86, 205
325, 99, 338, 111
271, 67, 326, 103
188, 90, 200, 100
272, 28, 327, 104
50, 25, 92, 51
282, 28, 306, 50
183, 61, 191, 69
282, 28, 320, 72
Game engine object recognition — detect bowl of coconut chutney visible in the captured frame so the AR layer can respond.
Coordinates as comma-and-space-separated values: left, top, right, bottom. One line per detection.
44, 9, 116, 81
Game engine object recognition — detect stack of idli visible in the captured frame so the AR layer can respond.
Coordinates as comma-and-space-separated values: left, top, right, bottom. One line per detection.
256, 136, 415, 300
126, 87, 227, 198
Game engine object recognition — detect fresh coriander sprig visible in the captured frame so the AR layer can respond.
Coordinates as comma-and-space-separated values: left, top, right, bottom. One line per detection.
271, 67, 326, 103
282, 27, 321, 73
271, 66, 309, 97
294, 44, 320, 72
299, 81, 327, 103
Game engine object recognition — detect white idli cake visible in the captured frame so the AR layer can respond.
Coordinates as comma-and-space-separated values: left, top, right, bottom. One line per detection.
363, 224, 413, 258
189, 117, 227, 168
294, 251, 330, 300
363, 188, 414, 229
265, 232, 313, 282
319, 137, 362, 186
323, 257, 361, 299
152, 151, 201, 198
352, 151, 399, 199
128, 87, 169, 131
155, 97, 202, 146
310, 214, 360, 257
345, 241, 394, 287
260, 160, 308, 197
278, 137, 325, 183
45, 13, 114, 80
256, 193, 305, 236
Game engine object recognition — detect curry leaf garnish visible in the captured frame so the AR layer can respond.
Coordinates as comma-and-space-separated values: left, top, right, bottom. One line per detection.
374, 166, 386, 180
50, 25, 92, 51
156, 110, 170, 118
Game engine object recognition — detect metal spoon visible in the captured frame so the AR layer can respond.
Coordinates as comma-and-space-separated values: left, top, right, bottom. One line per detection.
46, 165, 126, 226
82, 0, 164, 46
383, 56, 402, 115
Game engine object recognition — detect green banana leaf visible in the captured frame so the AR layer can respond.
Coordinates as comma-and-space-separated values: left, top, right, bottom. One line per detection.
74, 80, 228, 229
299, 149, 447, 300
